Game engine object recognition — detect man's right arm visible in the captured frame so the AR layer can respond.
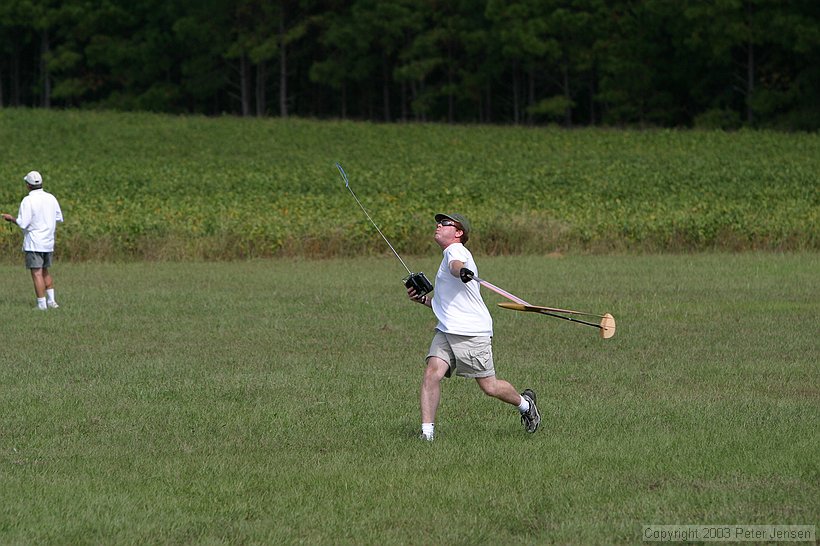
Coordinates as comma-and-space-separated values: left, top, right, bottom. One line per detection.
14, 199, 31, 229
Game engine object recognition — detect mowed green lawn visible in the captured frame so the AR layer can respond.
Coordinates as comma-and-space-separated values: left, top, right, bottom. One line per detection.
1, 254, 817, 544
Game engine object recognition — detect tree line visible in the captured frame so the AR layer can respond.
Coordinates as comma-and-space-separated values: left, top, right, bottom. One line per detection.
2, 0, 818, 129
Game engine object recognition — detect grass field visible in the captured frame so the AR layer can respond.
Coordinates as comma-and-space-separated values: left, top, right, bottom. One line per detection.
1, 254, 817, 544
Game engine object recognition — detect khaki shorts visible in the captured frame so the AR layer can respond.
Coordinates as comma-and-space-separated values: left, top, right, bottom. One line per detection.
25, 251, 53, 269
426, 330, 495, 379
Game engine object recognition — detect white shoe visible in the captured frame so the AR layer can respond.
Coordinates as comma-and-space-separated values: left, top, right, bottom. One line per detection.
47, 301, 59, 309
419, 433, 434, 442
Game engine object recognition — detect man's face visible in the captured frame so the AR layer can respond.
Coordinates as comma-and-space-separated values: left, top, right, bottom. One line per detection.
434, 218, 463, 248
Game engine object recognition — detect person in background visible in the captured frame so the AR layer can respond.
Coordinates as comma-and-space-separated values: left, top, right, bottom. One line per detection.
2, 170, 64, 310
407, 212, 540, 442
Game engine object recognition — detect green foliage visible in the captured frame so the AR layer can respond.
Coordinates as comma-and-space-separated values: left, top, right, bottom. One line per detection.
694, 108, 742, 130
3, 0, 819, 127
0, 109, 817, 261
527, 95, 574, 120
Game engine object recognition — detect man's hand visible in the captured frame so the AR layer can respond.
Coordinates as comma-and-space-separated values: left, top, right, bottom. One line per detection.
459, 267, 475, 283
2, 213, 16, 223
407, 286, 430, 305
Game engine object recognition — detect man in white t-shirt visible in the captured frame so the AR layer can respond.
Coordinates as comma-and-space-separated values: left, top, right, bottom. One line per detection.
2, 171, 64, 310
407, 212, 540, 441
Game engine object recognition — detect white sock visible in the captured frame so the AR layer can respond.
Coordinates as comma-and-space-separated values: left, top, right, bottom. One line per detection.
46, 288, 56, 303
517, 396, 530, 414
37, 297, 47, 310
421, 423, 435, 438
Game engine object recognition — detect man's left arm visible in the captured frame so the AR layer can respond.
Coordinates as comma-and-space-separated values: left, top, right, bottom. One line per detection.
448, 259, 465, 277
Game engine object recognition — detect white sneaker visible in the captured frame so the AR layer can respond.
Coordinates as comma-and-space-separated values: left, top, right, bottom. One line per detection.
47, 301, 59, 309
419, 433, 434, 442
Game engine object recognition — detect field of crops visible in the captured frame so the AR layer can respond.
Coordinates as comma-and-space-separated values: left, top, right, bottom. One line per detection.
1, 108, 817, 261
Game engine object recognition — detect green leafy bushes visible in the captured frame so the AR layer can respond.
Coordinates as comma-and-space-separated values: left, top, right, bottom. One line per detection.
0, 109, 816, 261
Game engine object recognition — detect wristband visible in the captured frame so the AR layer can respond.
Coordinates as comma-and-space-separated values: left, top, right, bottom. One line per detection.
421, 295, 427, 305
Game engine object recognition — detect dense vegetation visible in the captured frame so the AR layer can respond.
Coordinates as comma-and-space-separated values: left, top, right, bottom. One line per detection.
2, 0, 819, 129
1, 108, 817, 261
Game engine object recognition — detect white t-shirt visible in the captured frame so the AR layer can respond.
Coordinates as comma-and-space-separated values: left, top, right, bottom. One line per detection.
431, 243, 493, 336
16, 189, 63, 252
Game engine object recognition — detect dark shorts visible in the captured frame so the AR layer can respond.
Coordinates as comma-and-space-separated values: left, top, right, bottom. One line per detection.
25, 251, 53, 269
